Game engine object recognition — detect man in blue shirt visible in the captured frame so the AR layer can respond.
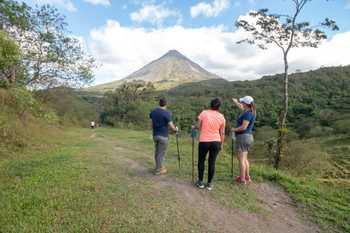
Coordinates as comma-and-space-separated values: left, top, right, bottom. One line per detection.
150, 98, 178, 175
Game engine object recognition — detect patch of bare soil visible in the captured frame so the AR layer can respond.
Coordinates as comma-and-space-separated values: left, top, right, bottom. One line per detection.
107, 137, 322, 233
156, 179, 322, 233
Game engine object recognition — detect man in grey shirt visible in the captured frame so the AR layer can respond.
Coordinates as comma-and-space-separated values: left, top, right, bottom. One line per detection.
149, 98, 178, 175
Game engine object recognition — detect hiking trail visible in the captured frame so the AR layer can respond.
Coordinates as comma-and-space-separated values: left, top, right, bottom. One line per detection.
92, 131, 323, 233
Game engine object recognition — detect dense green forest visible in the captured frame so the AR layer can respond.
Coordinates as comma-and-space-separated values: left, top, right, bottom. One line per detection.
99, 65, 350, 138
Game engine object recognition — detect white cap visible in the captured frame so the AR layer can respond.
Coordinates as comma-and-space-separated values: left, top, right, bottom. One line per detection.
239, 96, 254, 105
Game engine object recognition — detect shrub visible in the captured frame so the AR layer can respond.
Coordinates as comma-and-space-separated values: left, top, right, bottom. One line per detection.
333, 119, 350, 134
282, 140, 333, 177
308, 126, 334, 138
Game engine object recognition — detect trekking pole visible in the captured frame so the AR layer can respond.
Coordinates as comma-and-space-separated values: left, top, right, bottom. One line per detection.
191, 126, 197, 184
230, 121, 235, 179
176, 130, 181, 170
231, 135, 234, 179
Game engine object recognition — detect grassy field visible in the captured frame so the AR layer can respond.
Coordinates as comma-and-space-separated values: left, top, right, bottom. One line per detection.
0, 127, 349, 232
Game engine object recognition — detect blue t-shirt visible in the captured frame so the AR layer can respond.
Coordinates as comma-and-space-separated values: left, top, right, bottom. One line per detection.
150, 108, 172, 137
236, 111, 255, 135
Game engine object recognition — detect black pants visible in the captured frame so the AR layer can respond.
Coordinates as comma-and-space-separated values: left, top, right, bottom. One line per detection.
198, 141, 221, 184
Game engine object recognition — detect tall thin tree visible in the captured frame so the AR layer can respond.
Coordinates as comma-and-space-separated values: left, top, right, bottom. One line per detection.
236, 0, 338, 168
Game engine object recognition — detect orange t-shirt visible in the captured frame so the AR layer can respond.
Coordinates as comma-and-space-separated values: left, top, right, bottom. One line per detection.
198, 110, 226, 142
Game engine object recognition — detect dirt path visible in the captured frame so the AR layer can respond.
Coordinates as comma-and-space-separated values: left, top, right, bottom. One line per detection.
101, 134, 322, 233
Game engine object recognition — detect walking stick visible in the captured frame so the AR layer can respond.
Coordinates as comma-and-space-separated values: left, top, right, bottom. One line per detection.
230, 121, 235, 179
231, 136, 234, 179
191, 126, 197, 184
176, 131, 181, 170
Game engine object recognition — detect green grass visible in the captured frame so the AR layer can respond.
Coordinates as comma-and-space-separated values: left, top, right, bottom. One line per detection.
253, 166, 350, 233
0, 128, 226, 232
0, 127, 349, 232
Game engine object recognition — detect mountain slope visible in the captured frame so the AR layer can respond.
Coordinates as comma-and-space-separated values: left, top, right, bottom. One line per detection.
89, 50, 221, 92
168, 65, 350, 129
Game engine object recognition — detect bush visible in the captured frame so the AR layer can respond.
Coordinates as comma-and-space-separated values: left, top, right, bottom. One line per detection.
308, 126, 334, 138
318, 109, 337, 126
8, 87, 40, 114
282, 140, 333, 177
294, 118, 317, 138
0, 30, 20, 71
0, 87, 61, 155
333, 119, 350, 134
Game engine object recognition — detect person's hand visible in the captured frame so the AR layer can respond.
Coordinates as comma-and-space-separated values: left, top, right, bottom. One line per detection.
231, 128, 236, 132
221, 143, 224, 151
175, 126, 179, 133
232, 98, 238, 103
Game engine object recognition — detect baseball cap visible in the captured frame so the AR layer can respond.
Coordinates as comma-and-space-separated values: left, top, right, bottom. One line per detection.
239, 96, 254, 105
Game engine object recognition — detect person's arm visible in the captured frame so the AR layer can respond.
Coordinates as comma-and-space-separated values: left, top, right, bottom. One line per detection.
168, 121, 178, 133
232, 98, 244, 111
149, 112, 153, 129
192, 120, 202, 131
219, 121, 225, 150
166, 112, 178, 133
197, 112, 204, 131
232, 120, 250, 133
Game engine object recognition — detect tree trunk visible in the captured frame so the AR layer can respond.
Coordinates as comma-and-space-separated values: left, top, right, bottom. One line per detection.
274, 54, 289, 169
8, 66, 16, 85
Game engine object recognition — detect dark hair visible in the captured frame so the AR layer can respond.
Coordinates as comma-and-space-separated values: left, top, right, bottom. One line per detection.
159, 97, 167, 107
210, 98, 221, 110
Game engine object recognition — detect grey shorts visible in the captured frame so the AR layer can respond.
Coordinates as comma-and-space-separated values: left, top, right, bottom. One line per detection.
235, 134, 254, 152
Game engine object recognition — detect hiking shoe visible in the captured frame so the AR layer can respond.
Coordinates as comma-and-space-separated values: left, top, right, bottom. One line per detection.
195, 181, 205, 189
159, 167, 167, 175
154, 167, 167, 175
154, 169, 161, 175
206, 183, 213, 191
235, 176, 247, 185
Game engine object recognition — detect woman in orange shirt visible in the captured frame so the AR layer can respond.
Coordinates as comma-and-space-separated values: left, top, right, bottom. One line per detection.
196, 98, 226, 191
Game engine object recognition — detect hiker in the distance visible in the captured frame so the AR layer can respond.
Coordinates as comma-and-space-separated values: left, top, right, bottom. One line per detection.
150, 97, 178, 175
90, 120, 95, 129
195, 98, 226, 191
231, 96, 256, 185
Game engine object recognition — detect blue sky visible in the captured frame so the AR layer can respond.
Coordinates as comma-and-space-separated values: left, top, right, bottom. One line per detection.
21, 0, 350, 84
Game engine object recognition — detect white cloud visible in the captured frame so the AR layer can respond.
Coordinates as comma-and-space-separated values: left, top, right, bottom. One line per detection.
35, 0, 77, 12
83, 0, 111, 7
88, 20, 350, 85
191, 0, 230, 18
130, 3, 182, 26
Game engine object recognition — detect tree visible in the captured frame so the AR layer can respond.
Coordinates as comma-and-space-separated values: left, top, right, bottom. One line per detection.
100, 81, 156, 126
236, 0, 338, 169
0, 0, 30, 30
0, 0, 30, 87
15, 5, 95, 88
0, 30, 20, 87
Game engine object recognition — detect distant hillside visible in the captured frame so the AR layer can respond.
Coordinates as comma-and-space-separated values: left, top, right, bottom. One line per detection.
36, 87, 99, 126
168, 65, 350, 128
88, 50, 222, 92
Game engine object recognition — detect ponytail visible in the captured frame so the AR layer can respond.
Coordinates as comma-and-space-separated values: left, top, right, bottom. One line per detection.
250, 102, 257, 117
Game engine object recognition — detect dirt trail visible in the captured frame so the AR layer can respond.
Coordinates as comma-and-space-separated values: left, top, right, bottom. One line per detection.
104, 135, 322, 233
